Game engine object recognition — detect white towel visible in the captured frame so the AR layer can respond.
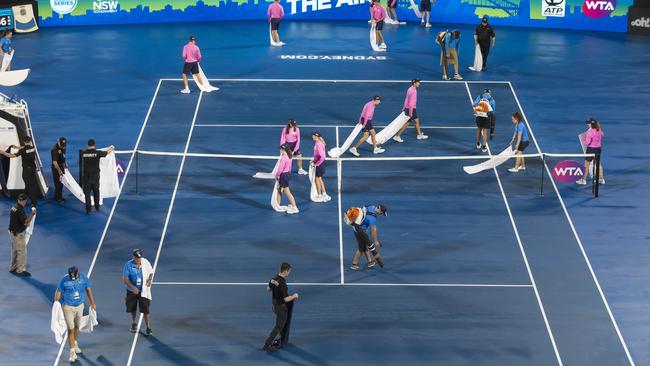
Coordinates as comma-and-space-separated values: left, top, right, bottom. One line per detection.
78, 308, 98, 334
50, 302, 67, 344
99, 147, 119, 198
140, 258, 154, 301
60, 169, 102, 206
192, 64, 219, 92
463, 146, 513, 174
269, 23, 282, 46
469, 44, 483, 72
328, 124, 363, 158
253, 156, 281, 179
271, 181, 285, 212
25, 212, 35, 245
1, 51, 13, 72
369, 22, 383, 52
308, 164, 320, 202
365, 112, 410, 145
0, 69, 29, 86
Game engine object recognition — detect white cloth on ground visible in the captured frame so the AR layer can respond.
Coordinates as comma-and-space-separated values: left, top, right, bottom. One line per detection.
463, 146, 514, 174
192, 64, 219, 92
0, 69, 29, 86
365, 112, 410, 145
328, 124, 363, 158
1, 51, 13, 72
271, 181, 284, 212
369, 22, 383, 52
308, 164, 320, 202
51, 302, 67, 344
469, 44, 483, 72
140, 258, 154, 301
78, 308, 98, 333
253, 156, 281, 179
269, 23, 282, 46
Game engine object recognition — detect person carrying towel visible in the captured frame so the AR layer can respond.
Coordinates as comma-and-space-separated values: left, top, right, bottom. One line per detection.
311, 132, 331, 202
349, 96, 385, 156
180, 36, 204, 94
268, 0, 285, 46
394, 79, 428, 142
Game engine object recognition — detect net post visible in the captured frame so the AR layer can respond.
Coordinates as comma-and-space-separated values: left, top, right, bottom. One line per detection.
135, 150, 139, 194
592, 153, 600, 197
540, 154, 545, 196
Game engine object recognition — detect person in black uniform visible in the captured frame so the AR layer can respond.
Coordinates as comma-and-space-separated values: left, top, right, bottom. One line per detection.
81, 139, 114, 214
51, 137, 67, 203
474, 16, 496, 71
263, 262, 299, 352
7, 193, 35, 277
1, 136, 41, 206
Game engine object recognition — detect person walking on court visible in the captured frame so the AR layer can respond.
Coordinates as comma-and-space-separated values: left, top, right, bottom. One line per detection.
275, 145, 299, 214
394, 79, 428, 142
51, 137, 67, 203
577, 118, 605, 185
1, 136, 41, 206
7, 193, 35, 277
473, 89, 496, 139
81, 139, 114, 214
508, 112, 529, 172
345, 204, 388, 270
371, 0, 387, 51
386, 0, 400, 23
263, 262, 299, 352
280, 119, 307, 175
123, 249, 154, 336
311, 132, 331, 202
420, 0, 433, 27
54, 266, 97, 363
349, 96, 385, 156
268, 0, 285, 46
474, 16, 495, 71
180, 36, 205, 94
435, 29, 462, 80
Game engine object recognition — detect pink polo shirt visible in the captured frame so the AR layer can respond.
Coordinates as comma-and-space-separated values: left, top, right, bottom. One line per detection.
182, 43, 201, 63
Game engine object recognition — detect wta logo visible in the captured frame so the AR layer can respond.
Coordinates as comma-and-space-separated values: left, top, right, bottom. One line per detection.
582, 0, 616, 18
553, 160, 584, 183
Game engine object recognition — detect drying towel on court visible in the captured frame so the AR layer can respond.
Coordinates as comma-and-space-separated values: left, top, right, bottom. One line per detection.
269, 23, 281, 46
79, 308, 98, 333
193, 64, 219, 92
369, 22, 383, 52
0, 69, 29, 86
140, 258, 154, 301
271, 181, 286, 212
308, 164, 320, 202
365, 112, 410, 145
51, 302, 67, 344
1, 51, 13, 72
99, 147, 119, 198
328, 124, 363, 158
61, 169, 102, 206
463, 146, 513, 174
254, 156, 281, 179
468, 44, 483, 72
25, 212, 35, 245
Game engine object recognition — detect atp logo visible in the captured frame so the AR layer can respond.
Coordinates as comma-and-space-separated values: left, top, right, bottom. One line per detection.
542, 0, 565, 17
552, 160, 584, 183
582, 0, 616, 18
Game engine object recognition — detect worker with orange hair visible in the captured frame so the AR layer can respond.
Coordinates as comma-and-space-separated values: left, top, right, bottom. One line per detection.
344, 204, 387, 270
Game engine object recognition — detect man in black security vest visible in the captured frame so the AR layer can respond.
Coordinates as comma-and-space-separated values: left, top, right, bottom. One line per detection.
0, 136, 41, 206
263, 262, 299, 352
51, 137, 67, 203
81, 139, 114, 214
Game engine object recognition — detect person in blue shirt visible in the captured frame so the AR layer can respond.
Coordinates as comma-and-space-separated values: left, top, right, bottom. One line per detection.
473, 89, 497, 139
54, 266, 96, 363
347, 204, 388, 270
508, 112, 530, 172
0, 30, 13, 71
123, 249, 153, 336
436, 30, 462, 81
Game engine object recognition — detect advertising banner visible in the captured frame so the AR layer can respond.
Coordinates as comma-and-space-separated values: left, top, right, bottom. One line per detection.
628, 5, 650, 34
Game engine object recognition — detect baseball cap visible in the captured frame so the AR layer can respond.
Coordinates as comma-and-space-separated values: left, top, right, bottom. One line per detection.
17, 193, 28, 201
482, 16, 489, 22
378, 204, 388, 216
373, 95, 382, 101
189, 36, 196, 41
59, 137, 67, 147
132, 249, 143, 258
68, 266, 79, 280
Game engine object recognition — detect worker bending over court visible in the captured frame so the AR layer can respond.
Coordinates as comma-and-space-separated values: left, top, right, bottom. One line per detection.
345, 204, 387, 270
435, 29, 462, 81
81, 139, 114, 214
263, 262, 299, 352
474, 89, 496, 139
1, 136, 41, 206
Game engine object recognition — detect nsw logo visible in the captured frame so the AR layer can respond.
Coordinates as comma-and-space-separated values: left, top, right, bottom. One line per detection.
552, 160, 584, 183
93, 0, 119, 14
542, 0, 565, 17
50, 0, 78, 15
582, 0, 616, 18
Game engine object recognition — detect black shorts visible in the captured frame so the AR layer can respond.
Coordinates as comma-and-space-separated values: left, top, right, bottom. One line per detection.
271, 18, 281, 31
376, 20, 384, 31
354, 229, 372, 252
585, 146, 601, 162
125, 290, 150, 315
517, 141, 529, 152
182, 61, 199, 75
420, 0, 431, 11
362, 120, 374, 132
285, 141, 301, 155
278, 172, 290, 189
315, 163, 325, 177
404, 108, 418, 120
476, 116, 490, 129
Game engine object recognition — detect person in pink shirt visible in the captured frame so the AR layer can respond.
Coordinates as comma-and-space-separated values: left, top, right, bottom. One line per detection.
371, 0, 387, 50
577, 118, 605, 185
276, 145, 299, 214
180, 36, 205, 94
349, 96, 385, 156
268, 0, 285, 46
394, 79, 428, 142
280, 119, 307, 175
311, 132, 331, 202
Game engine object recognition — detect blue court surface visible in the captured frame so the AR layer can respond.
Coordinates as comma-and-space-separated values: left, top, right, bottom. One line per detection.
0, 21, 648, 366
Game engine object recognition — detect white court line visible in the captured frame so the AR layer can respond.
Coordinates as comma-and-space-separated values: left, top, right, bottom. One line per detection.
52, 80, 164, 366
159, 78, 511, 84
195, 124, 475, 129
464, 83, 563, 366
125, 91, 205, 366
508, 82, 635, 365
336, 126, 344, 284
153, 282, 533, 288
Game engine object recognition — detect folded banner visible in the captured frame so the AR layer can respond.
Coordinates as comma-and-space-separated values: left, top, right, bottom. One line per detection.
328, 124, 363, 158
463, 146, 514, 174
369, 22, 383, 52
308, 164, 320, 202
468, 44, 483, 72
1, 51, 13, 72
193, 64, 219, 92
253, 156, 281, 179
365, 112, 410, 145
269, 23, 282, 46
0, 69, 30, 86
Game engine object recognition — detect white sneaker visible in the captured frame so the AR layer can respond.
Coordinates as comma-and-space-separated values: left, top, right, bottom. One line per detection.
508, 167, 519, 173
298, 169, 308, 175
279, 42, 285, 46
380, 43, 387, 49
519, 166, 526, 171
421, 20, 425, 25
393, 136, 404, 143
454, 74, 463, 80
599, 178, 605, 185
314, 195, 325, 202
69, 350, 77, 363
576, 178, 587, 185
349, 147, 360, 157
74, 342, 82, 354
425, 23, 432, 28
323, 194, 332, 202
417, 134, 428, 140
373, 147, 385, 154
476, 143, 481, 149
180, 88, 190, 94
286, 205, 299, 214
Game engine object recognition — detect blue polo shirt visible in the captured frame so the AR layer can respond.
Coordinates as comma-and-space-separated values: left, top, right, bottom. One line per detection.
123, 259, 143, 292
1, 38, 11, 53
515, 122, 529, 142
473, 94, 495, 112
358, 206, 380, 234
444, 32, 460, 50
57, 273, 91, 307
